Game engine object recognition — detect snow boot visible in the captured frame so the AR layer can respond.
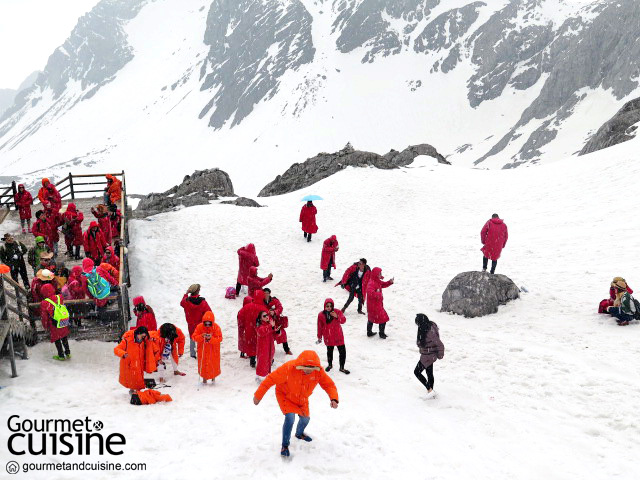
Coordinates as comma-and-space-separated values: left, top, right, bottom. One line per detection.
249, 356, 256, 368
65, 354, 72, 360
425, 390, 437, 400
281, 446, 290, 457
295, 433, 313, 442
379, 324, 388, 339
52, 355, 66, 361
326, 365, 332, 372
339, 368, 350, 375
22, 228, 26, 234
367, 321, 376, 337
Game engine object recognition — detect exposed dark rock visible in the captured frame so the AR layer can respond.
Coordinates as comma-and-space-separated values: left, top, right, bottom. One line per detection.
135, 168, 234, 217
259, 142, 449, 197
441, 271, 519, 318
579, 97, 640, 156
221, 197, 263, 207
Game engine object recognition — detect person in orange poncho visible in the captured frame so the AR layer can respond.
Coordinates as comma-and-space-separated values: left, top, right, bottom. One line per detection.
253, 350, 339, 457
104, 174, 122, 206
192, 311, 222, 384
113, 326, 158, 394
151, 323, 186, 383
130, 389, 173, 405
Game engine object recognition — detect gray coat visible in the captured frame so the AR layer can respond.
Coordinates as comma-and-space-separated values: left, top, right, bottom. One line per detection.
418, 323, 445, 368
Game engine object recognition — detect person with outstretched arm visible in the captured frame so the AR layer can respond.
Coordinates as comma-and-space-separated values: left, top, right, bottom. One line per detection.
253, 350, 339, 457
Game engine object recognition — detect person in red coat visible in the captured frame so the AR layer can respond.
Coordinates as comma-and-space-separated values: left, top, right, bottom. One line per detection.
237, 296, 253, 357
598, 277, 634, 313
248, 266, 273, 297
62, 203, 84, 259
316, 298, 349, 374
263, 288, 291, 355
365, 267, 394, 339
236, 243, 259, 295
102, 245, 120, 271
108, 204, 122, 241
240, 290, 269, 368
40, 283, 71, 361
15, 184, 33, 233
91, 204, 112, 245
37, 178, 62, 213
336, 258, 371, 314
256, 311, 277, 382
320, 235, 339, 282
83, 221, 107, 265
299, 201, 318, 242
45, 207, 63, 256
68, 266, 88, 296
480, 214, 508, 274
180, 284, 211, 358
133, 296, 157, 332
32, 210, 54, 249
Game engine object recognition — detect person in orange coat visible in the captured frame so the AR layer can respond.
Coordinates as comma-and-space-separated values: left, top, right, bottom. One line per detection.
151, 323, 186, 382
130, 389, 173, 405
105, 174, 122, 206
38, 178, 62, 213
113, 326, 158, 394
192, 311, 222, 384
253, 350, 339, 457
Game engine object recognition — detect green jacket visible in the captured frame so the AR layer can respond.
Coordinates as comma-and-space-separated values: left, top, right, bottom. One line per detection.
0, 241, 27, 267
27, 241, 50, 269
620, 292, 634, 315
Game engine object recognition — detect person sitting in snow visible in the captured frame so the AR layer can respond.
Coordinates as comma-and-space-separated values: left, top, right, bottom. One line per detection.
606, 279, 637, 326
263, 288, 291, 355
480, 213, 508, 274
414, 314, 444, 399
299, 201, 318, 242
599, 277, 633, 313
152, 323, 186, 382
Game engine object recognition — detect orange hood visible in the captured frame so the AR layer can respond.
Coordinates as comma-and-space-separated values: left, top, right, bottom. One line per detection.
295, 350, 321, 368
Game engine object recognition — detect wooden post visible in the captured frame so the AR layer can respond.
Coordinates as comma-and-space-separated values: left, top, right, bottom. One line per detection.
0, 277, 17, 377
69, 173, 75, 199
14, 284, 29, 359
11, 181, 17, 210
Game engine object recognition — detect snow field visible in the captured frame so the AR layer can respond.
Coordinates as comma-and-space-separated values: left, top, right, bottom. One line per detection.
3, 146, 639, 479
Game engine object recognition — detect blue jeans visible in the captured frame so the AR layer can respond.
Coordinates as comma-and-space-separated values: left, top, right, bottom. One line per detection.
282, 413, 310, 447
608, 307, 633, 323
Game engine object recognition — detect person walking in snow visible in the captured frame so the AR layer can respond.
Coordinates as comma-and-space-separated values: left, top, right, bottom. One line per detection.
236, 243, 259, 296
40, 283, 71, 361
320, 235, 339, 282
414, 314, 444, 399
238, 296, 253, 358
247, 266, 272, 297
316, 298, 349, 374
256, 311, 277, 383
299, 201, 318, 242
0, 233, 29, 289
263, 288, 292, 355
365, 267, 394, 338
480, 213, 508, 274
180, 284, 211, 358
152, 323, 186, 382
192, 311, 222, 384
14, 184, 33, 233
253, 350, 339, 457
240, 290, 269, 368
337, 258, 371, 314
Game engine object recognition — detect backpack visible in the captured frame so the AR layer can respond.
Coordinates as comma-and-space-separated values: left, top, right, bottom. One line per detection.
225, 287, 236, 299
631, 296, 640, 320
44, 295, 70, 328
85, 270, 111, 299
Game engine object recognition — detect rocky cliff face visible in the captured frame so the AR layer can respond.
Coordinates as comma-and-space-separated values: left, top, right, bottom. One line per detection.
580, 98, 640, 156
258, 142, 449, 197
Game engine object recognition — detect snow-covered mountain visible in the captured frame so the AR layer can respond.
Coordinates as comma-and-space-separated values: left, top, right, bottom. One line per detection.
0, 0, 639, 194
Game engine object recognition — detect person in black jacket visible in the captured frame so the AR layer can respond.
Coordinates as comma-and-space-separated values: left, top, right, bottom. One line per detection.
338, 259, 371, 314
0, 233, 30, 288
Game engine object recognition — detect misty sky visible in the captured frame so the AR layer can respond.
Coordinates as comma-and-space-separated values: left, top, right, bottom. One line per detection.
0, 0, 100, 89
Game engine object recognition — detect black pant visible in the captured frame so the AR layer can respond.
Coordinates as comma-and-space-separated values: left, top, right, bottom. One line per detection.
73, 245, 81, 259
482, 256, 497, 274
282, 342, 291, 353
414, 361, 434, 390
304, 232, 312, 241
10, 261, 29, 288
323, 262, 333, 281
343, 288, 363, 312
235, 282, 241, 296
327, 345, 346, 369
55, 336, 70, 357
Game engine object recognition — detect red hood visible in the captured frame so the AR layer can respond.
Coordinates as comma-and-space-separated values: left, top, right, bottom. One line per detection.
243, 296, 253, 306
89, 221, 99, 229
249, 266, 258, 277
247, 243, 256, 254
67, 203, 77, 213
133, 296, 146, 307
252, 290, 265, 304
324, 298, 335, 309
371, 267, 382, 280
41, 284, 56, 299
490, 218, 503, 225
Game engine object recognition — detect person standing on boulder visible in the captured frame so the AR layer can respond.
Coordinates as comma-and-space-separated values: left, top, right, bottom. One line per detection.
321, 235, 339, 282
414, 313, 444, 399
365, 267, 394, 338
337, 259, 371, 314
253, 350, 339, 457
481, 213, 508, 274
236, 243, 259, 296
299, 201, 318, 242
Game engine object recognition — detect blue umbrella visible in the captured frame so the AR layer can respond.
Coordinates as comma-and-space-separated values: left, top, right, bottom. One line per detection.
301, 195, 323, 201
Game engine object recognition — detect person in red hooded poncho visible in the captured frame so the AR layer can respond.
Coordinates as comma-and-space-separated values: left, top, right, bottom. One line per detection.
247, 266, 272, 297
299, 201, 318, 242
133, 296, 157, 332
316, 298, 349, 374
14, 184, 33, 233
263, 288, 291, 355
365, 267, 394, 339
38, 178, 62, 213
320, 235, 339, 282
255, 310, 277, 382
236, 243, 259, 295
83, 221, 107, 265
239, 290, 268, 368
237, 295, 252, 358
102, 245, 120, 271
91, 204, 112, 246
62, 203, 84, 259
180, 284, 211, 358
480, 214, 508, 274
253, 350, 339, 457
40, 283, 71, 361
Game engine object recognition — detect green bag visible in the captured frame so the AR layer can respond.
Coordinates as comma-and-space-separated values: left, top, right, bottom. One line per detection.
45, 295, 70, 328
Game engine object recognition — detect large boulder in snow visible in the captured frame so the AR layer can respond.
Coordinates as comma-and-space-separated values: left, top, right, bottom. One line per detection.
135, 168, 234, 218
221, 196, 262, 207
580, 97, 640, 155
258, 142, 449, 197
441, 271, 519, 318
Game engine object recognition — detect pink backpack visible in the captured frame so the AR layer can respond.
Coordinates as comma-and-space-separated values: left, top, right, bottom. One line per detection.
225, 287, 236, 299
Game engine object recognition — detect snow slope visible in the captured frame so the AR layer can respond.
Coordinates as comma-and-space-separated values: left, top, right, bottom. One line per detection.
1, 140, 639, 479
